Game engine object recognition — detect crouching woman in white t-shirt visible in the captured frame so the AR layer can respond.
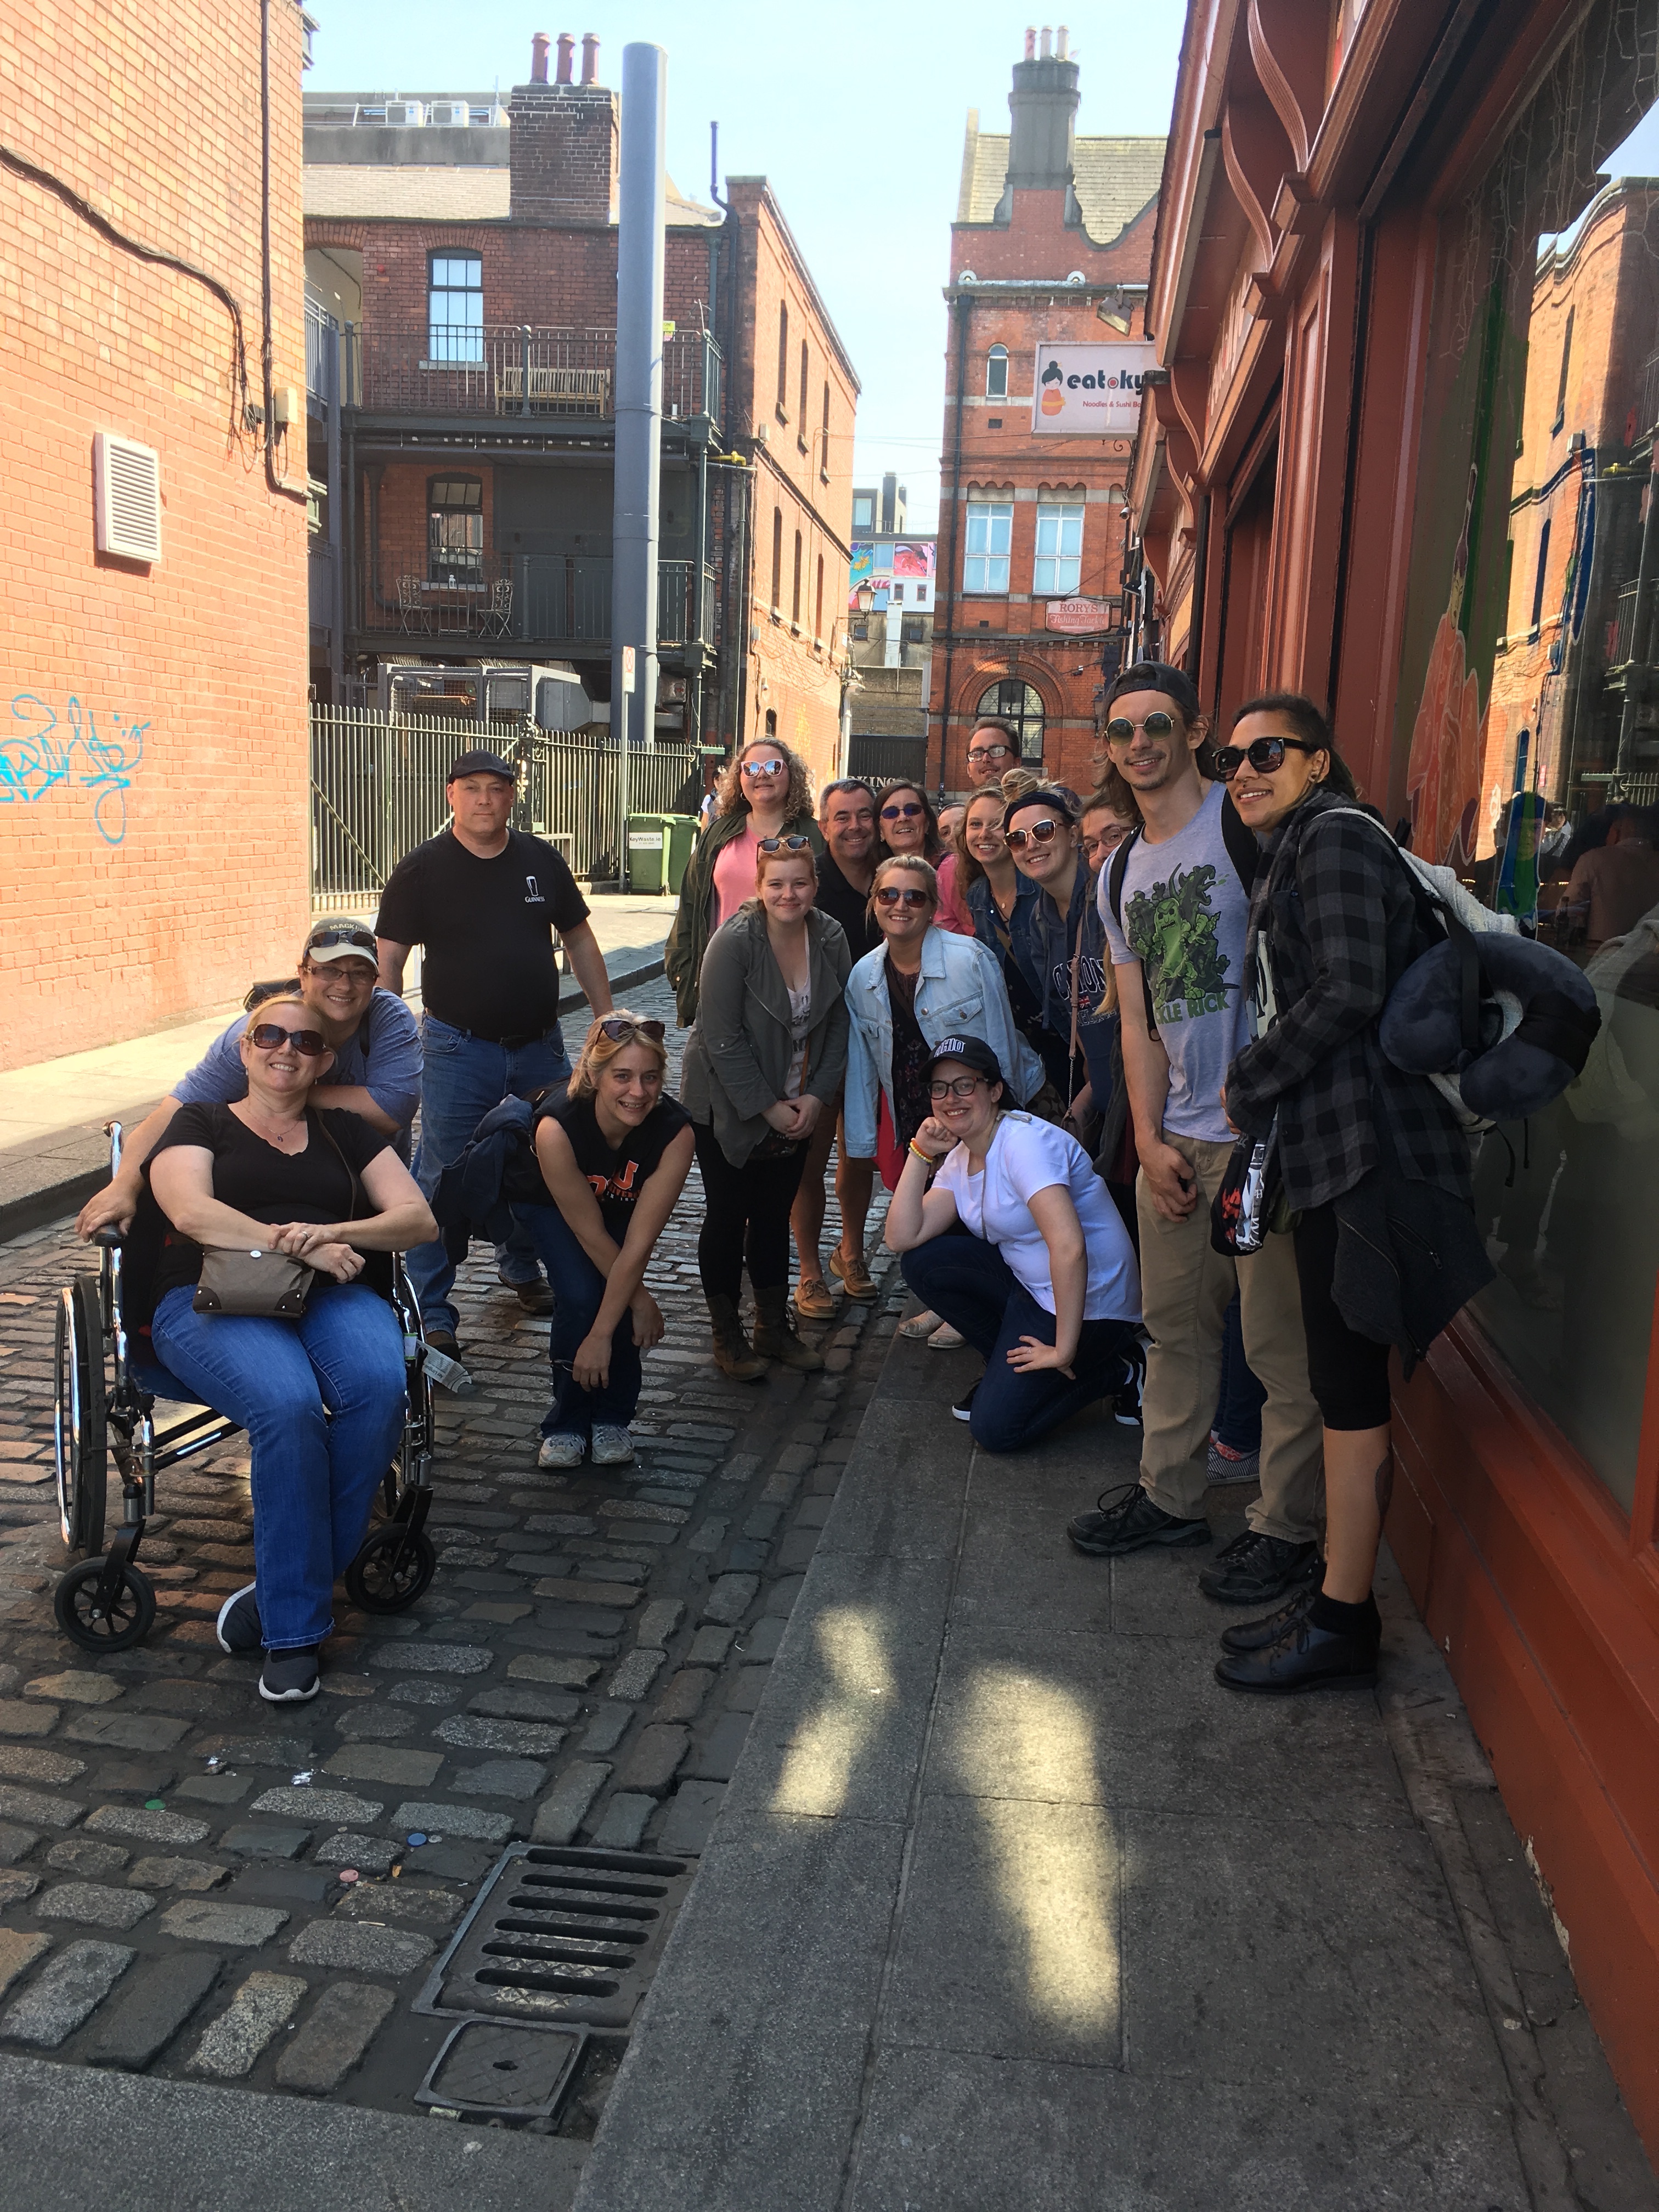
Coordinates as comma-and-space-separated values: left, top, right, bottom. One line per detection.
884, 1036, 1145, 1451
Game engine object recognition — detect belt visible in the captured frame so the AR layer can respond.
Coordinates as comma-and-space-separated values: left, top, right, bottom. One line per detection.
432, 1019, 560, 1051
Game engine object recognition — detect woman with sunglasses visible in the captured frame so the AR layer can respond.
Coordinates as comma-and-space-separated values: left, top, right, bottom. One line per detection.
135, 994, 436, 1703
77, 916, 422, 1237
681, 837, 851, 1378
666, 737, 821, 1028
1214, 692, 1492, 1695
884, 1038, 1143, 1447
1005, 790, 1118, 1138
514, 1013, 695, 1468
875, 781, 947, 868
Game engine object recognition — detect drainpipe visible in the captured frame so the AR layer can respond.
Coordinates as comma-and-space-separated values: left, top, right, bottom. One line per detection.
611, 42, 667, 768
936, 288, 972, 802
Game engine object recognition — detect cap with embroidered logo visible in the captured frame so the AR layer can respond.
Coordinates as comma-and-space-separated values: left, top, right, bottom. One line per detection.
923, 1035, 1005, 1087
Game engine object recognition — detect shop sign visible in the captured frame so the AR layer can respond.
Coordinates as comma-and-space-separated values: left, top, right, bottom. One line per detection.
1044, 596, 1116, 634
1032, 342, 1155, 433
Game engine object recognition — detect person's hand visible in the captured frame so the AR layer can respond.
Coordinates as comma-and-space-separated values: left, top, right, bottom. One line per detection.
572, 1328, 613, 1392
910, 1115, 956, 1160
308, 1240, 364, 1283
76, 1181, 137, 1239
762, 1099, 802, 1136
1006, 1335, 1076, 1379
270, 1221, 332, 1257
629, 1288, 666, 1351
1142, 1139, 1199, 1221
792, 1095, 822, 1137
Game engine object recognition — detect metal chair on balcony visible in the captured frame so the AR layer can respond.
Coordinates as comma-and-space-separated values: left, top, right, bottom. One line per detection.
482, 577, 514, 641
397, 575, 426, 635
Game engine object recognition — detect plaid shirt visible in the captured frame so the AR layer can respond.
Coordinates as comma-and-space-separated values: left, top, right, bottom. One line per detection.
1226, 790, 1475, 1210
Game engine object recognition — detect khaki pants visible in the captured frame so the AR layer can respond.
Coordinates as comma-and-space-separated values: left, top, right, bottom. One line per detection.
1136, 1133, 1324, 1543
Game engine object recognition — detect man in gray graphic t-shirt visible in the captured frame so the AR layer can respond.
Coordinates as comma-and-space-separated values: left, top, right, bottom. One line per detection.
1069, 663, 1323, 1622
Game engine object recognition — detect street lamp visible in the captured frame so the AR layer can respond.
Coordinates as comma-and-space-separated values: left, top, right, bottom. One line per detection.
854, 581, 874, 617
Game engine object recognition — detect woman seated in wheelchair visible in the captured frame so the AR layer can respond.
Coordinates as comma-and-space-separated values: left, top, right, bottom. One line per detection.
137, 992, 435, 1703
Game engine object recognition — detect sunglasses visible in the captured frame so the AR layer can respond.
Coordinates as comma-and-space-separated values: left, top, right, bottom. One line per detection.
741, 758, 786, 777
967, 743, 1012, 764
1213, 736, 1322, 782
597, 1017, 667, 1043
758, 834, 814, 853
1005, 817, 1063, 850
881, 802, 923, 820
306, 927, 377, 955
1104, 712, 1177, 742
875, 885, 930, 907
247, 1023, 328, 1056
928, 1076, 983, 1099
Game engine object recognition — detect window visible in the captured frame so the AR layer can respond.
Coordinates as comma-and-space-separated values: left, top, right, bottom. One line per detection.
821, 381, 831, 477
853, 494, 874, 528
815, 555, 825, 640
852, 618, 869, 640
428, 253, 483, 364
964, 500, 1014, 593
901, 614, 926, 643
771, 507, 783, 611
1034, 501, 1085, 595
1530, 517, 1551, 631
764, 709, 777, 739
799, 340, 810, 444
873, 543, 893, 574
890, 583, 904, 603
792, 531, 803, 625
428, 476, 483, 583
1552, 307, 1573, 435
985, 345, 1009, 400
977, 678, 1044, 761
777, 303, 790, 416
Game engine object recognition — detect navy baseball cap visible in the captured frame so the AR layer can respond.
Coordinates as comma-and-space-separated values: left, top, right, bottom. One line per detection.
1103, 660, 1202, 721
923, 1035, 1005, 1087
447, 748, 517, 783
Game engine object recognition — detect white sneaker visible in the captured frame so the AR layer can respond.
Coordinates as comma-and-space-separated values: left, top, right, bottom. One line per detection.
590, 1424, 635, 1466
216, 1583, 262, 1655
537, 1432, 586, 1469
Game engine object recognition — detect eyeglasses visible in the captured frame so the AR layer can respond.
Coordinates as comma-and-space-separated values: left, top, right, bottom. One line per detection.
741, 757, 786, 778
1212, 736, 1322, 782
881, 802, 923, 820
1005, 817, 1064, 850
875, 885, 931, 908
928, 1076, 983, 1099
306, 927, 377, 955
1104, 712, 1178, 743
967, 742, 1013, 765
758, 834, 814, 853
1082, 822, 1132, 857
597, 1017, 667, 1043
247, 1023, 328, 1056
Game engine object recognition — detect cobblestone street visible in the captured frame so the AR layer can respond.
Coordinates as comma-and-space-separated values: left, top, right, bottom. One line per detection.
0, 978, 898, 2158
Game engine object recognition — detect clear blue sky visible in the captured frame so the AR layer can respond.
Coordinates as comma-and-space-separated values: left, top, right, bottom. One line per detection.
307, 1, 1188, 529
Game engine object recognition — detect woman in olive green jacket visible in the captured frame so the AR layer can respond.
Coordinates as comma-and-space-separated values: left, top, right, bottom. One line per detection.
665, 736, 822, 1026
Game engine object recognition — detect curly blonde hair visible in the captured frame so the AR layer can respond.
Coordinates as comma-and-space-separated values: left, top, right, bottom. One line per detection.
713, 736, 815, 824
568, 1011, 669, 1099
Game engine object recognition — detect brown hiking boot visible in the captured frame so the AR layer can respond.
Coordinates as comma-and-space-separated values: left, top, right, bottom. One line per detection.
752, 1284, 825, 1372
707, 1294, 766, 1383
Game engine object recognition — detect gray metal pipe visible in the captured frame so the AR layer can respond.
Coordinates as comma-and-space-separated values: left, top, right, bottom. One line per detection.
611, 42, 667, 756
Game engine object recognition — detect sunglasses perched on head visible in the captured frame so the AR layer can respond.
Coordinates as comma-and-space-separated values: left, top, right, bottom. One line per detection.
597, 1017, 667, 1044
306, 927, 377, 955
758, 834, 813, 854
875, 885, 930, 908
247, 1023, 328, 1056
1212, 736, 1322, 782
1104, 711, 1177, 743
741, 757, 786, 778
881, 801, 923, 821
1005, 817, 1064, 850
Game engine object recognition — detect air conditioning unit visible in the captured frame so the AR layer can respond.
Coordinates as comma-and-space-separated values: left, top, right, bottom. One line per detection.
93, 432, 161, 563
383, 100, 425, 127
426, 100, 470, 127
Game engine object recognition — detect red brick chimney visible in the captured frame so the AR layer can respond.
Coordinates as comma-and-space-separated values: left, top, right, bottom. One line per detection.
510, 31, 618, 226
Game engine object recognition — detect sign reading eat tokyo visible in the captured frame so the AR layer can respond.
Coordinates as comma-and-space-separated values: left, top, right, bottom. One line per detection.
1032, 342, 1155, 435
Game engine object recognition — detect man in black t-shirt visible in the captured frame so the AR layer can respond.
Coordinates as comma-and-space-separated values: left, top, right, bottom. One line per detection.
792, 777, 882, 1317
376, 748, 615, 1355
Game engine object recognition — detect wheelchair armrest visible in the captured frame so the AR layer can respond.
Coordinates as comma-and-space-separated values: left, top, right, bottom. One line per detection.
90, 1227, 126, 1249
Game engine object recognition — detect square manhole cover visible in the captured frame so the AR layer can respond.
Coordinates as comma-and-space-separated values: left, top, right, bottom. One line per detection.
416, 1842, 695, 2032
416, 2019, 586, 2120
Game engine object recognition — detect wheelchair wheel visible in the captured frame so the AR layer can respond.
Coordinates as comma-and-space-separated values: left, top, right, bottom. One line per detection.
55, 1278, 108, 1555
345, 1525, 437, 1614
54, 1556, 155, 1653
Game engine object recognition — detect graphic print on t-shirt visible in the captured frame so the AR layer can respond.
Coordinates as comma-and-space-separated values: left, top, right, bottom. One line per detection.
587, 1158, 640, 1205
1125, 862, 1233, 1025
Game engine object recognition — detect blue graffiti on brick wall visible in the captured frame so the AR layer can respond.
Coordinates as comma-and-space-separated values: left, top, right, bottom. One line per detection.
2, 692, 149, 845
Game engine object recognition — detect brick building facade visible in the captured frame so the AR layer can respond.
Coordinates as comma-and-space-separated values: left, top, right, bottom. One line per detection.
932, 35, 1163, 798
1, 0, 311, 1068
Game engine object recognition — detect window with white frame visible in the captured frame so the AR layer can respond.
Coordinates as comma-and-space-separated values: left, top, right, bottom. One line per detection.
428, 254, 483, 364
1034, 500, 1084, 595
963, 500, 1013, 594
428, 476, 483, 583
985, 345, 1009, 400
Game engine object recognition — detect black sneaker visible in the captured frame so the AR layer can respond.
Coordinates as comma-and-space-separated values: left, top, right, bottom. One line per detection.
1215, 1612, 1379, 1694
1218, 1584, 1318, 1654
1198, 1530, 1322, 1606
952, 1381, 979, 1424
1067, 1483, 1210, 1558
215, 1583, 262, 1655
260, 1647, 320, 1703
1111, 1339, 1147, 1426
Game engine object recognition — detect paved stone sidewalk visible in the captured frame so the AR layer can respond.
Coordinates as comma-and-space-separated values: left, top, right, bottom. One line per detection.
0, 975, 893, 2202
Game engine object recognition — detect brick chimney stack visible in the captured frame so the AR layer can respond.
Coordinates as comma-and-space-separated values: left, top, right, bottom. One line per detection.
1006, 29, 1080, 191
510, 30, 619, 227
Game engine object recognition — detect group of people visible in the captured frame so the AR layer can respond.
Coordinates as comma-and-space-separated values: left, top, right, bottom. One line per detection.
72, 659, 1494, 1709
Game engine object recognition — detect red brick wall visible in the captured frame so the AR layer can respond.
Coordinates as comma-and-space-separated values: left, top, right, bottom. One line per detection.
509, 83, 618, 225
1, 0, 309, 1069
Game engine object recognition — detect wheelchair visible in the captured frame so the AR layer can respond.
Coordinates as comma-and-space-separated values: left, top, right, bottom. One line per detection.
52, 1122, 439, 1654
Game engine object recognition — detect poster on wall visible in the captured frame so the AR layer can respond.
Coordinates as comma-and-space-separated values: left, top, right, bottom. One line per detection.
1032, 342, 1155, 434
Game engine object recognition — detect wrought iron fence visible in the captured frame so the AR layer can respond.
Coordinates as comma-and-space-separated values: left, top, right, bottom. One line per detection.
357, 554, 714, 650
849, 734, 929, 786
311, 706, 702, 902
351, 324, 720, 424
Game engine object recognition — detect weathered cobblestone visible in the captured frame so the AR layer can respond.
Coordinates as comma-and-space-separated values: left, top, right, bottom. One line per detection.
37, 1880, 156, 1929
189, 1971, 306, 2076
87, 1950, 222, 2069
85, 1805, 210, 1847
4, 1939, 134, 2046
605, 1648, 667, 1702
289, 1920, 435, 1974
275, 1980, 396, 2091
249, 1787, 384, 1825
128, 1855, 228, 1892
159, 1899, 289, 1948
389, 1800, 514, 1843
589, 1792, 654, 1848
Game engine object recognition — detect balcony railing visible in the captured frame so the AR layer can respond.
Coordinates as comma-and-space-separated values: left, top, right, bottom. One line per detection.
351, 324, 721, 425
306, 298, 360, 410
356, 550, 716, 650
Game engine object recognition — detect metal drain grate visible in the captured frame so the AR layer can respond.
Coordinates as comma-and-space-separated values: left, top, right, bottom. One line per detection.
416, 1842, 694, 2031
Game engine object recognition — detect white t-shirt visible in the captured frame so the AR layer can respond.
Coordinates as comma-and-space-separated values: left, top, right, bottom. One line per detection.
784, 984, 811, 1099
932, 1112, 1142, 1322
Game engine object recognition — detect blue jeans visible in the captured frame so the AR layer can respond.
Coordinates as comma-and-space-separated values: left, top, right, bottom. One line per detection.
900, 1235, 1137, 1453
151, 1282, 407, 1650
511, 1201, 641, 1437
1213, 1289, 1267, 1452
407, 1013, 572, 1332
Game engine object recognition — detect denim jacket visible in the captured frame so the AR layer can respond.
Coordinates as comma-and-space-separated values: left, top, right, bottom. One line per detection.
965, 868, 1042, 997
843, 926, 1045, 1159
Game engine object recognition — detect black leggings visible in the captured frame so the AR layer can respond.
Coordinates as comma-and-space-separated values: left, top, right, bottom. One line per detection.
694, 1122, 809, 1304
1292, 1202, 1393, 1431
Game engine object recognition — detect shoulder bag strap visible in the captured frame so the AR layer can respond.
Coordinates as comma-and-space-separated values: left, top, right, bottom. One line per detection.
313, 1111, 363, 1223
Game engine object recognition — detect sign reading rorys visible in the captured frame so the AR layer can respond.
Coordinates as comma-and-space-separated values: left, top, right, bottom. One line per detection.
1032, 342, 1156, 435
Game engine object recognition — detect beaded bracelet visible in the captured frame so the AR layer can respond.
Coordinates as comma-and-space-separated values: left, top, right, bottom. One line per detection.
907, 1140, 939, 1169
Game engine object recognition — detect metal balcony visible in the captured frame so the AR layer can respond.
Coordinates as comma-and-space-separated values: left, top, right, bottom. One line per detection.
350, 325, 721, 427
355, 550, 716, 651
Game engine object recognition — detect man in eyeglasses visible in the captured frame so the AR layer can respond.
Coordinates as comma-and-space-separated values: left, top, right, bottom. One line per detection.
935, 719, 1022, 933
1071, 662, 1324, 1613
75, 916, 423, 1238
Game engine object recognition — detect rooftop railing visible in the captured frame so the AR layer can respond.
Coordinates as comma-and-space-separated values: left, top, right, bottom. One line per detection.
351, 324, 721, 425
353, 546, 715, 650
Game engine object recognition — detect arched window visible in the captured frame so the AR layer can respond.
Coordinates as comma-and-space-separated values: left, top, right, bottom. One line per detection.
977, 678, 1045, 762
985, 345, 1009, 400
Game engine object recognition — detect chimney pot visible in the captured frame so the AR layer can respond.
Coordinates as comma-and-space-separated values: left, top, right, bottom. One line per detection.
531, 31, 550, 82
556, 32, 574, 83
1024, 26, 1036, 58
1040, 25, 1052, 59
580, 31, 599, 84
1057, 24, 1069, 58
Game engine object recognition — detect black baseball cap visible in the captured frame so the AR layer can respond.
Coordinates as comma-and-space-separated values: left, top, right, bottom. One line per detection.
447, 748, 517, 783
1103, 659, 1202, 722
923, 1035, 1005, 1087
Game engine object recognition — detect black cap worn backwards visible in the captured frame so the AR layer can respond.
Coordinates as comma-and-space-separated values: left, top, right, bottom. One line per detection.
447, 748, 517, 783
923, 1035, 1006, 1087
1104, 659, 1202, 723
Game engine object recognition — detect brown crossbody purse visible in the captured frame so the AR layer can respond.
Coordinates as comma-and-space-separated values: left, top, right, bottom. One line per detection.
193, 1114, 362, 1318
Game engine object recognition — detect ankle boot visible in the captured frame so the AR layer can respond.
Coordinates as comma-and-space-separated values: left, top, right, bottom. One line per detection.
707, 1294, 766, 1383
752, 1283, 825, 1371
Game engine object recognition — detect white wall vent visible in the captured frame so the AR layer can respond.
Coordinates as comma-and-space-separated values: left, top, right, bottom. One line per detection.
427, 100, 471, 127
383, 99, 425, 127
93, 432, 161, 563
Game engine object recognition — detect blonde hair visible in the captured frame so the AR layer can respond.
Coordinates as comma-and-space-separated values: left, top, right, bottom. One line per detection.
869, 852, 939, 924
713, 736, 815, 824
753, 837, 819, 887
239, 994, 333, 1084
999, 765, 1043, 805
955, 787, 1011, 895
569, 1012, 669, 1099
